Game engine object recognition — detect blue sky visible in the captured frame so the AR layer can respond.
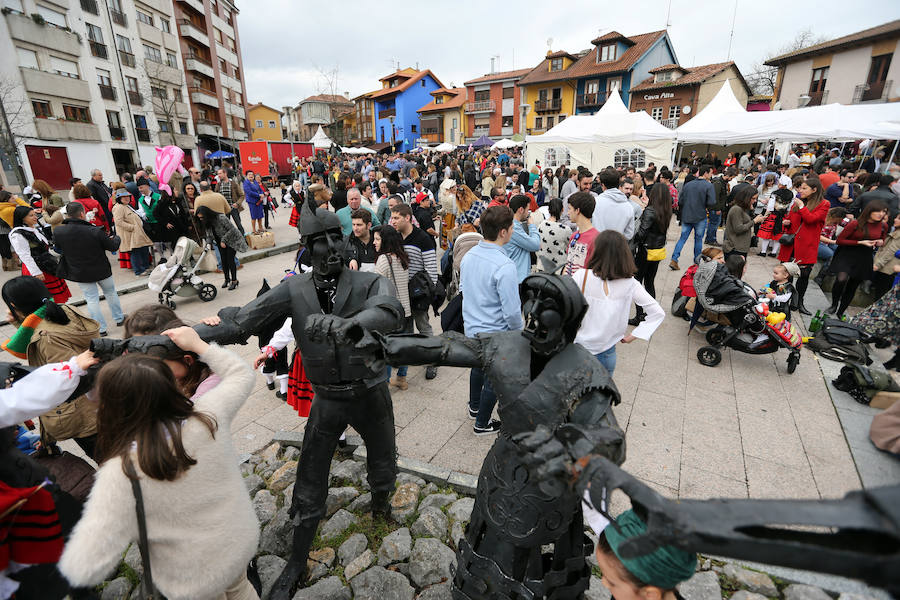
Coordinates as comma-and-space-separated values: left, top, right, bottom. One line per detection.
237, 0, 900, 109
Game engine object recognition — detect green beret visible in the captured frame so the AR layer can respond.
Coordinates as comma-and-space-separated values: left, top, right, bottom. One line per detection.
604, 509, 697, 589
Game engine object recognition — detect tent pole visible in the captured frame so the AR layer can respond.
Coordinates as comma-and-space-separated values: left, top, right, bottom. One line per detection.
675, 144, 683, 168
886, 140, 899, 172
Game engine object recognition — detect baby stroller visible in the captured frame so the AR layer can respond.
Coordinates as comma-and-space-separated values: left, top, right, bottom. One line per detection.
692, 260, 803, 373
147, 236, 217, 309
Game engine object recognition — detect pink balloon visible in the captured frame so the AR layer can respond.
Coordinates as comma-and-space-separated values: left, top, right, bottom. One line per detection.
155, 145, 184, 196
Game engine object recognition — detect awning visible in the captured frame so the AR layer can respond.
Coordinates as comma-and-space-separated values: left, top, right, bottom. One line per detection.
369, 142, 393, 153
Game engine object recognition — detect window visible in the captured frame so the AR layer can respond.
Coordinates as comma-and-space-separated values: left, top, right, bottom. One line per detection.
655, 70, 673, 82
410, 124, 417, 133
97, 69, 112, 87
224, 9, 232, 25
36, 5, 66, 27
160, 19, 170, 33
136, 10, 153, 26
809, 67, 828, 94
106, 110, 121, 127
133, 114, 147, 129
534, 116, 543, 129
233, 67, 240, 79
143, 44, 162, 63
86, 23, 103, 43
234, 91, 242, 104
3, 0, 23, 12
63, 104, 91, 122
179, 121, 188, 134
502, 86, 514, 99
544, 147, 570, 168
125, 76, 138, 92
607, 77, 621, 91
599, 44, 616, 62
613, 148, 646, 169
16, 47, 38, 69
226, 37, 235, 51
420, 79, 425, 87
158, 120, 171, 132
213, 27, 223, 44
151, 86, 167, 100
197, 107, 208, 120
255, 119, 263, 127
614, 149, 629, 168
219, 59, 227, 74
32, 100, 52, 118
268, 120, 276, 128
166, 52, 178, 68
546, 116, 555, 128
49, 56, 79, 78
501, 116, 513, 128
434, 96, 443, 104
559, 115, 566, 122
115, 34, 132, 52
629, 149, 646, 168
550, 58, 563, 71
650, 107, 663, 121
668, 105, 681, 120
474, 90, 490, 102
172, 88, 183, 102
585, 80, 600, 94
868, 54, 892, 85
209, 0, 217, 13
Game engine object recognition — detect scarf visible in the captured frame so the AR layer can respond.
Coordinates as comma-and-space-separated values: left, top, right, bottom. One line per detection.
2, 305, 46, 359
604, 509, 697, 589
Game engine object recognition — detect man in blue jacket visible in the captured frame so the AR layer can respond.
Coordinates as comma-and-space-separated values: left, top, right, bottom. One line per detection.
670, 165, 716, 270
504, 194, 541, 282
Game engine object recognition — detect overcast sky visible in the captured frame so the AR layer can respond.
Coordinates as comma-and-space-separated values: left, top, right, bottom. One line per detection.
238, 1, 900, 110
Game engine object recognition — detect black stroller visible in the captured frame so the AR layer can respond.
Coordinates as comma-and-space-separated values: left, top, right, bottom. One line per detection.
692, 260, 803, 373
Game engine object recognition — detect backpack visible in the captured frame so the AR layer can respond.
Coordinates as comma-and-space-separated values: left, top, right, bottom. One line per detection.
832, 363, 900, 405
408, 270, 435, 313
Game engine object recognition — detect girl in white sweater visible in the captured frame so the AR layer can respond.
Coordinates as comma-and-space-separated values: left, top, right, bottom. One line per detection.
59, 327, 260, 600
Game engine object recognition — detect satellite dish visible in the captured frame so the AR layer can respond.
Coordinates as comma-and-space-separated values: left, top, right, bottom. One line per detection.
682, 105, 692, 114
797, 95, 811, 108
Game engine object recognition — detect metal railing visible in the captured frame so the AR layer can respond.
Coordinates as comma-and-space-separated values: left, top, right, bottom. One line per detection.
89, 41, 108, 59
127, 90, 143, 105
378, 108, 396, 119
853, 80, 891, 103
109, 8, 126, 26
99, 84, 117, 100
534, 98, 562, 112
108, 125, 125, 140
80, 0, 98, 14
801, 89, 828, 107
118, 50, 135, 67
465, 100, 495, 113
135, 128, 151, 142
660, 117, 679, 129
576, 91, 609, 107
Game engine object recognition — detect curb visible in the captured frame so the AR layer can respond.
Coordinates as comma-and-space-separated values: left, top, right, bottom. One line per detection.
270, 430, 479, 496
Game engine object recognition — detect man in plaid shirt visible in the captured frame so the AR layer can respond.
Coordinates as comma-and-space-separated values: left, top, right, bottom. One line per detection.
216, 167, 245, 234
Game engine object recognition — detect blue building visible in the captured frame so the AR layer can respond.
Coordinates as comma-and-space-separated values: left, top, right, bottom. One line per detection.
370, 68, 444, 152
570, 30, 677, 115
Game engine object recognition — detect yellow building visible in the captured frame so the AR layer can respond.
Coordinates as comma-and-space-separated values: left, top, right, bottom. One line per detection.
248, 103, 283, 141
417, 87, 467, 145
332, 107, 358, 146
517, 50, 580, 133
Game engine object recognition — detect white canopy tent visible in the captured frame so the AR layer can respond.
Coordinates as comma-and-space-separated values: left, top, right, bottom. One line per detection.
341, 146, 376, 155
491, 138, 523, 150
309, 126, 333, 149
434, 142, 455, 152
525, 90, 676, 172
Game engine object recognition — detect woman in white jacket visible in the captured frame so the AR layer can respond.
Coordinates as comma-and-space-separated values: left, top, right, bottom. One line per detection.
59, 327, 259, 600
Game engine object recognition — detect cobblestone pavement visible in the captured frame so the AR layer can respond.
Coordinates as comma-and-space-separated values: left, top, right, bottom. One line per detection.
12, 205, 897, 502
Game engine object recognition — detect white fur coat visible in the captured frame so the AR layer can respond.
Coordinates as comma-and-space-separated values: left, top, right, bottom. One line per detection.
58, 344, 259, 600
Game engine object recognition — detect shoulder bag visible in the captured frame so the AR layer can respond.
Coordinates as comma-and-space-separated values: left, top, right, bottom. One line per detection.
123, 458, 160, 600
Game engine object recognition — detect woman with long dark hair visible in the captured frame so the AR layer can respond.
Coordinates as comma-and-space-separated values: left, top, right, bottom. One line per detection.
195, 205, 247, 291
374, 224, 412, 390
630, 183, 674, 325
723, 186, 765, 258
9, 206, 71, 303
828, 199, 889, 318
58, 327, 260, 600
779, 177, 829, 313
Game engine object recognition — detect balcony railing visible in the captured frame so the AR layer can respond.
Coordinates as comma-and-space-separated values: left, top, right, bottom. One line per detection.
80, 0, 98, 14
109, 125, 125, 140
660, 117, 679, 129
576, 91, 609, 108
89, 41, 108, 59
853, 80, 892, 103
465, 100, 495, 113
534, 98, 562, 112
118, 50, 135, 67
422, 132, 443, 143
378, 107, 396, 119
127, 90, 143, 105
801, 89, 828, 107
186, 52, 211, 66
109, 8, 126, 26
472, 127, 490, 137
99, 84, 117, 100
135, 128, 151, 142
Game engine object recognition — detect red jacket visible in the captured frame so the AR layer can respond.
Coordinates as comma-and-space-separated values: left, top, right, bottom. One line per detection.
75, 196, 109, 232
782, 200, 828, 265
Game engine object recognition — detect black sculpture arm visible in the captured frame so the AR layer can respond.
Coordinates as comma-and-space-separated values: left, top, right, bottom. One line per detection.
378, 331, 483, 369
195, 280, 294, 346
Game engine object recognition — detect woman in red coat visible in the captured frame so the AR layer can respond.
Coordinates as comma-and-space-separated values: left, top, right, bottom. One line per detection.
778, 177, 829, 314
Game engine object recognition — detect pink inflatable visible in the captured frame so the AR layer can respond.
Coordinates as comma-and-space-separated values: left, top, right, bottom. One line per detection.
155, 145, 184, 196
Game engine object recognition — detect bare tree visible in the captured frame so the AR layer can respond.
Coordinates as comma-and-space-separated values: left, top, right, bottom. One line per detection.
141, 59, 189, 146
313, 63, 347, 145
745, 29, 828, 96
0, 76, 30, 187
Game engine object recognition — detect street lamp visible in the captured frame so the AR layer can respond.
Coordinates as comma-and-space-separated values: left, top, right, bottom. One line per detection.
388, 115, 395, 152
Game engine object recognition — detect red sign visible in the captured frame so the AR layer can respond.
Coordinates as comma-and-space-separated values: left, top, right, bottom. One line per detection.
238, 141, 269, 176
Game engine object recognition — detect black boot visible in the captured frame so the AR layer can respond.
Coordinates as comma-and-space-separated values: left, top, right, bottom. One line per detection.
265, 524, 316, 600
798, 304, 811, 316
628, 307, 646, 327
371, 489, 391, 521
884, 350, 900, 372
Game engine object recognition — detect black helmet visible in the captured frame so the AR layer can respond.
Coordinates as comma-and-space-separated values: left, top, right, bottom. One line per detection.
298, 194, 341, 243
519, 274, 587, 355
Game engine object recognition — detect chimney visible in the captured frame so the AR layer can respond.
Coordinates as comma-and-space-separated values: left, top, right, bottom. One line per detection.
344, 91, 350, 99
490, 57, 495, 74
415, 61, 419, 70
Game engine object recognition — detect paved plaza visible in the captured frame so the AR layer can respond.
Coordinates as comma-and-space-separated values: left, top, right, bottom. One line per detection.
11, 206, 897, 503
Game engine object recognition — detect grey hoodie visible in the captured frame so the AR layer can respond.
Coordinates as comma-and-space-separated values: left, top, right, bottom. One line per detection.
591, 188, 636, 240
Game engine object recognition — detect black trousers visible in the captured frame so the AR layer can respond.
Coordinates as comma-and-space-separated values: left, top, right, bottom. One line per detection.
292, 382, 397, 527
221, 245, 237, 283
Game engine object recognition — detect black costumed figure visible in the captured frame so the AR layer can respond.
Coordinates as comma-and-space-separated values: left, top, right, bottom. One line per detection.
377, 273, 626, 599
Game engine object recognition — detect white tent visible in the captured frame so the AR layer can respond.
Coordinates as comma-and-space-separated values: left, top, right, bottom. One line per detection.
341, 146, 376, 155
491, 138, 523, 150
434, 142, 455, 152
309, 126, 333, 149
525, 90, 676, 172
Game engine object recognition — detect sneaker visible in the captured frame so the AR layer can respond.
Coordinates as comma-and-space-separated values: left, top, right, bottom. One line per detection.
99, 330, 108, 337
425, 365, 438, 380
115, 315, 127, 327
467, 406, 478, 419
668, 259, 679, 271
473, 419, 501, 435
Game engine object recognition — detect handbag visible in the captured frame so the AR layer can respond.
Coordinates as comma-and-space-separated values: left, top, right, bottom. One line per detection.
123, 458, 160, 600
646, 247, 666, 261
34, 250, 59, 274
778, 233, 795, 245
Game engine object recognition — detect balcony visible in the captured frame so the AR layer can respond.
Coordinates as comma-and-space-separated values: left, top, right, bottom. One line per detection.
177, 0, 206, 15
195, 119, 222, 136
80, 0, 98, 14
136, 128, 151, 142
535, 98, 562, 112
576, 91, 609, 108
660, 117, 679, 129
186, 56, 215, 78
21, 68, 91, 101
173, 132, 195, 147
34, 118, 101, 142
109, 125, 126, 140
215, 44, 239, 66
231, 129, 249, 141
7, 13, 81, 55
421, 132, 443, 143
465, 100, 495, 114
190, 87, 219, 107
98, 84, 117, 101
127, 90, 143, 105
109, 8, 127, 26
89, 41, 108, 59
378, 107, 396, 120
800, 89, 828, 107
225, 100, 245, 118
472, 127, 490, 138
853, 80, 892, 103
179, 19, 209, 46
118, 49, 136, 67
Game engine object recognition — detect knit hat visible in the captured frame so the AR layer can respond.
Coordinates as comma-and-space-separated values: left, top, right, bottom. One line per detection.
2, 304, 46, 359
603, 509, 697, 590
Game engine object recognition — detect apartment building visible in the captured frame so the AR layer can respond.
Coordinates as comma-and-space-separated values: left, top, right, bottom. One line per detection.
463, 68, 530, 139
1, 0, 196, 190
172, 0, 249, 158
